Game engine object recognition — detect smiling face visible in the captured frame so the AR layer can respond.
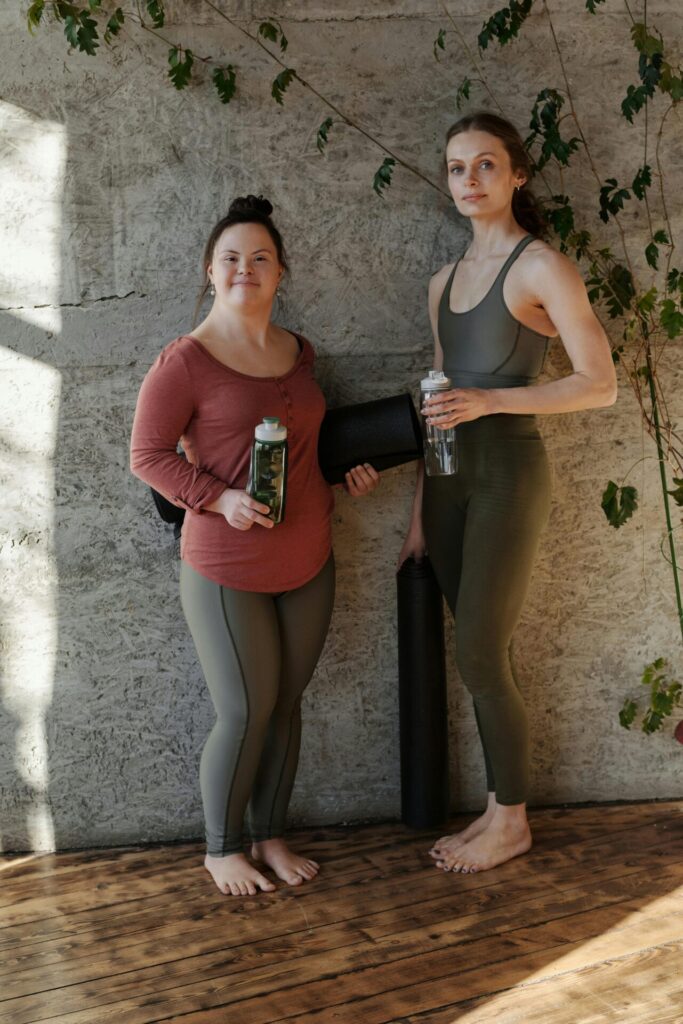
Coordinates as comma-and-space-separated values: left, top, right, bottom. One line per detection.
207, 222, 284, 310
445, 129, 527, 222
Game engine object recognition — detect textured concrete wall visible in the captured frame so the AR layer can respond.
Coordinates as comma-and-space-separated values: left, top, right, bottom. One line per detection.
1, 1, 681, 853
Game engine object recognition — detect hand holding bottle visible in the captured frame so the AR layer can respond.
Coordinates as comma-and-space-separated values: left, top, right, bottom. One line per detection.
206, 488, 274, 530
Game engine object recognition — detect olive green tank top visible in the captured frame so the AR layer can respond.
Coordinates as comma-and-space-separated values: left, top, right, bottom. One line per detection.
438, 234, 550, 390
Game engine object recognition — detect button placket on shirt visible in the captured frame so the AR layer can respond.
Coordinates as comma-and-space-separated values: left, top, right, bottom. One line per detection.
277, 381, 294, 439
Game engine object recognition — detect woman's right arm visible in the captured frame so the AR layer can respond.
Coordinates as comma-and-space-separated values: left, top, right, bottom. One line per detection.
130, 347, 272, 529
397, 266, 450, 569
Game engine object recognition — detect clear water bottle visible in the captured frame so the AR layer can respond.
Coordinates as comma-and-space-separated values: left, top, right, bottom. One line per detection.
247, 417, 288, 524
420, 371, 457, 476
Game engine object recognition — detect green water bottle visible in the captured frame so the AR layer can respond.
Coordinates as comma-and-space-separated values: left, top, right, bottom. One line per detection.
247, 417, 288, 524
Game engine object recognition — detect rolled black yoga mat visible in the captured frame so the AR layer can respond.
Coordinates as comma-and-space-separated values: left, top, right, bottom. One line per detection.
396, 555, 449, 829
317, 392, 422, 485
150, 392, 422, 527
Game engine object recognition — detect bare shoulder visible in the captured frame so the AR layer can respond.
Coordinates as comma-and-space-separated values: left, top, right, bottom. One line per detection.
519, 239, 585, 294
520, 239, 579, 276
429, 262, 455, 296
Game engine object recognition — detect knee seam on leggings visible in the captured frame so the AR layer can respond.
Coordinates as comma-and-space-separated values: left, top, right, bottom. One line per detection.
218, 586, 251, 853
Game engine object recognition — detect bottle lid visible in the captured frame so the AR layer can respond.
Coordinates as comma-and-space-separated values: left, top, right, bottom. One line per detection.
420, 369, 452, 390
255, 416, 287, 441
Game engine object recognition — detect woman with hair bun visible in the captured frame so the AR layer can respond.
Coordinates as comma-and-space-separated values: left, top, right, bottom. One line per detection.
131, 195, 379, 896
398, 112, 617, 873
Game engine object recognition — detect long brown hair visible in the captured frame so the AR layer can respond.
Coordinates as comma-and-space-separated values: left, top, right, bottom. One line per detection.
445, 111, 547, 237
193, 195, 289, 325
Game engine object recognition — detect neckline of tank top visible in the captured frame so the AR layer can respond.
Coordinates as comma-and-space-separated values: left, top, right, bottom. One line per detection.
445, 234, 535, 318
182, 331, 307, 383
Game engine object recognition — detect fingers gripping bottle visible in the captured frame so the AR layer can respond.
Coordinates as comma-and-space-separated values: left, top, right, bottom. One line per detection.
247, 417, 288, 524
420, 371, 457, 476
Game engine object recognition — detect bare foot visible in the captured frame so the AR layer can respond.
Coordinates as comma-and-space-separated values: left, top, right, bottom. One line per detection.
251, 838, 320, 886
434, 817, 532, 874
429, 804, 496, 860
204, 852, 276, 896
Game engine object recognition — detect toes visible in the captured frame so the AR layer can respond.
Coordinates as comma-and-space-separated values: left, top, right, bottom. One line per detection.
256, 874, 275, 892
229, 882, 241, 896
245, 881, 257, 895
287, 872, 304, 886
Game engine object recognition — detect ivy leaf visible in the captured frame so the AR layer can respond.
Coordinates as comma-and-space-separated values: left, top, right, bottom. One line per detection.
316, 116, 333, 154
637, 287, 658, 315
259, 21, 278, 43
653, 229, 669, 245
456, 77, 471, 110
604, 264, 635, 318
271, 68, 296, 105
621, 84, 649, 123
545, 194, 575, 242
645, 242, 659, 270
212, 66, 236, 104
434, 28, 446, 60
527, 89, 580, 170
259, 20, 288, 53
88, 0, 103, 10
660, 299, 683, 339
611, 344, 624, 364
372, 157, 396, 198
478, 0, 534, 51
27, 0, 45, 32
146, 0, 165, 29
599, 178, 631, 224
64, 10, 99, 56
619, 698, 638, 729
667, 268, 682, 294
660, 62, 683, 101
631, 23, 663, 59
104, 7, 125, 42
667, 478, 683, 507
567, 229, 591, 261
168, 46, 194, 90
631, 164, 652, 200
585, 0, 606, 11
601, 480, 638, 528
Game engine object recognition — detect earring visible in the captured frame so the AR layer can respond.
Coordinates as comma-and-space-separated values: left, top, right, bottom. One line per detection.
210, 285, 215, 296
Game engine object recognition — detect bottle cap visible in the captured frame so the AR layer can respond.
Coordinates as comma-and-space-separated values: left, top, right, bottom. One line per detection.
420, 369, 452, 390
255, 416, 287, 442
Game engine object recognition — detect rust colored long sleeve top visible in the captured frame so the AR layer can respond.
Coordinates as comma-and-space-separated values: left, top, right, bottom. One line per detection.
130, 334, 334, 592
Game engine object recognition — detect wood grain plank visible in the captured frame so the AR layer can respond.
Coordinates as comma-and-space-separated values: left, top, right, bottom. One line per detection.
4, 860, 681, 1024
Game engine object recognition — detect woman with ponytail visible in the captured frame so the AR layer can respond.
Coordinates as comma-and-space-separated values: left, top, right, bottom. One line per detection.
131, 196, 379, 896
398, 112, 617, 873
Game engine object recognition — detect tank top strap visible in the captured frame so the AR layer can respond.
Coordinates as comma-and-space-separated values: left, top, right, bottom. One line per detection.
439, 260, 459, 315
494, 234, 535, 291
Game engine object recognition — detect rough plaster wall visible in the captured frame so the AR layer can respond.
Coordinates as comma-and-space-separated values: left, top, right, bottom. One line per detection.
1, 1, 681, 853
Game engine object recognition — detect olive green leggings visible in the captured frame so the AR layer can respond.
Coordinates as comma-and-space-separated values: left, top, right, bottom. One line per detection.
422, 415, 551, 806
179, 555, 335, 856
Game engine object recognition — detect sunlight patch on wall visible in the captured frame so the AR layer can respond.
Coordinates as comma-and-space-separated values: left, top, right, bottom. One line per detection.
0, 100, 66, 331
1, 347, 61, 852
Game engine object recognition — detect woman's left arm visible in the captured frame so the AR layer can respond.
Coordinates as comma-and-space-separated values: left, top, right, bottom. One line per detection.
426, 250, 618, 426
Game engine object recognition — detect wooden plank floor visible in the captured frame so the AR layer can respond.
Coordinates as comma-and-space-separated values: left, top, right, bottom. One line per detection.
1, 802, 682, 1024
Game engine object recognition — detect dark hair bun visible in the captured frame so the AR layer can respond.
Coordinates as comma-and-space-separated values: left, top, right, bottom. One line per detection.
228, 194, 273, 218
